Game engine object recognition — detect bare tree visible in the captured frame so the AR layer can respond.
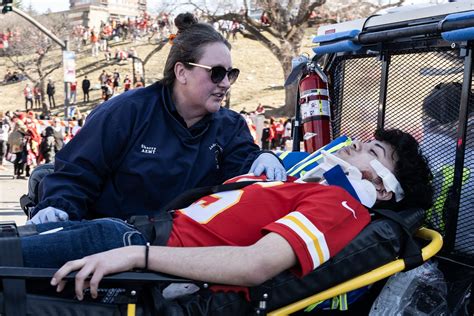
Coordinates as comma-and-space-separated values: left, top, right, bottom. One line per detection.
0, 11, 70, 111
186, 0, 405, 115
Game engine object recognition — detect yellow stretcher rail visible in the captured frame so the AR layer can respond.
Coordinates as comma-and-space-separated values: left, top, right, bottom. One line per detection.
127, 303, 136, 316
268, 228, 443, 316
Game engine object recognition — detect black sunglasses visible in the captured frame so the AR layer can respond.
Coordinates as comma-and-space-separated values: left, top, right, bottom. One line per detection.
186, 62, 240, 85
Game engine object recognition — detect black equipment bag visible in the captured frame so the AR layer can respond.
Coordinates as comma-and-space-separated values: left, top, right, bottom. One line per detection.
19, 163, 54, 218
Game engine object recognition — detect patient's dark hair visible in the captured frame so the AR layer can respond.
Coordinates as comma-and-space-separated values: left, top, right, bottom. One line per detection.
374, 128, 433, 210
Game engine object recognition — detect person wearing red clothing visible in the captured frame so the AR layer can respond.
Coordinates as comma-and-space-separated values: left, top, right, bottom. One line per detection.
168, 175, 369, 278
33, 83, 41, 109
23, 83, 33, 111
260, 11, 271, 26
255, 102, 265, 115
272, 118, 284, 149
90, 31, 99, 57
18, 129, 432, 301
123, 74, 132, 91
70, 81, 77, 104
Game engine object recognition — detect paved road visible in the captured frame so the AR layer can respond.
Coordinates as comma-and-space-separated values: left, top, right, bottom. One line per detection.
0, 162, 28, 225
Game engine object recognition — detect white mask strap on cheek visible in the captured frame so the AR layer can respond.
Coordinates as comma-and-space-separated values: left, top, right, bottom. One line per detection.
369, 159, 405, 202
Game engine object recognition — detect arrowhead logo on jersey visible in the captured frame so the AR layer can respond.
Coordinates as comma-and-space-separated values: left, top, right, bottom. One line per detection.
303, 132, 317, 141
341, 201, 357, 219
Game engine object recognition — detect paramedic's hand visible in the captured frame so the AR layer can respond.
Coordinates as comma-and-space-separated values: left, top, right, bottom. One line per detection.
28, 206, 69, 225
51, 247, 138, 300
249, 153, 287, 181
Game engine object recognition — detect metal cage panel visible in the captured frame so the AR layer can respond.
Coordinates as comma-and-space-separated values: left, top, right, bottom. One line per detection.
331, 56, 382, 141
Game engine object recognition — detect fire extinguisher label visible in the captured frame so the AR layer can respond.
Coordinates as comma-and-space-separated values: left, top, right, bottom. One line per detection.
301, 89, 329, 97
301, 99, 330, 120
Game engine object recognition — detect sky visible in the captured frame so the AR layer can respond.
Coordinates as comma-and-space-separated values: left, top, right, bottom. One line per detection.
25, 0, 446, 14
25, 0, 162, 14
25, 0, 67, 13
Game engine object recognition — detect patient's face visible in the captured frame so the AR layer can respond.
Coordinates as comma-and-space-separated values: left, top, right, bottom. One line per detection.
335, 140, 397, 186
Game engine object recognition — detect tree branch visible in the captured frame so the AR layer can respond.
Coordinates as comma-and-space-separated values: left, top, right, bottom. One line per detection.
377, 0, 406, 10
294, 0, 326, 27
43, 63, 61, 79
143, 40, 167, 66
242, 23, 282, 58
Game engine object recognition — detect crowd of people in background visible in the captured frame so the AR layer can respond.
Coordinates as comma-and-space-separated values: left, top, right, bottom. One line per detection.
261, 117, 292, 151
69, 12, 173, 58
0, 110, 85, 178
212, 18, 244, 41
0, 7, 280, 64
0, 9, 297, 177
1, 7, 284, 112
0, 100, 294, 179
17, 66, 143, 113
7, 12, 152, 111
241, 102, 293, 151
95, 68, 143, 102
3, 68, 25, 84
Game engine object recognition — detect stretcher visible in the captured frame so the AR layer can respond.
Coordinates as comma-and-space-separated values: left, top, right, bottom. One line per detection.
2, 2, 473, 314
0, 209, 441, 315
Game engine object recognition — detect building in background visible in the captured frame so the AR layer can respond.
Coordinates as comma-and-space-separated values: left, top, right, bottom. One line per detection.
68, 0, 147, 30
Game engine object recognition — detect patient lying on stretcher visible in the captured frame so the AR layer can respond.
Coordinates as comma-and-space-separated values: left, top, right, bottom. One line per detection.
18, 128, 432, 301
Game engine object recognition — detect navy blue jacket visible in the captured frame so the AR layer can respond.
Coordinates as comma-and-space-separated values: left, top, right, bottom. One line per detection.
35, 83, 260, 220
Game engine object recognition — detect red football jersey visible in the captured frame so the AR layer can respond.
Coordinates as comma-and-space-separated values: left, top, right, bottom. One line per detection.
167, 174, 370, 278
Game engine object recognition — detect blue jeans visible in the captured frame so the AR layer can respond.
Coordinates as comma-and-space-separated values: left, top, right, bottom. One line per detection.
21, 218, 147, 268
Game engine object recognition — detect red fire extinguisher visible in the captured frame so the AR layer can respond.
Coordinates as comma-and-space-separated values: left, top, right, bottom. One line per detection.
299, 64, 331, 153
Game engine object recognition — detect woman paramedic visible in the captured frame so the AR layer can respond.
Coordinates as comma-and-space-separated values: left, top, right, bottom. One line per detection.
29, 13, 286, 224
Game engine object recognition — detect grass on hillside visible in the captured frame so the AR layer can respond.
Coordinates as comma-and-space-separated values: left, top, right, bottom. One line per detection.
0, 30, 315, 117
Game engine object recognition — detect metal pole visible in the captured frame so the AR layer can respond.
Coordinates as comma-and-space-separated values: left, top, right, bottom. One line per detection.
63, 40, 71, 119
10, 7, 66, 49
377, 52, 390, 129
444, 46, 473, 252
132, 57, 136, 85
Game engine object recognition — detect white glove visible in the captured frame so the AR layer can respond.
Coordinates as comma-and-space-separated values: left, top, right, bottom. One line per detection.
249, 153, 287, 181
27, 206, 69, 225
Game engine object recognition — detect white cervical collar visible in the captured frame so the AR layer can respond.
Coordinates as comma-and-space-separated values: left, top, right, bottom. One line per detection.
297, 150, 360, 182
297, 151, 377, 208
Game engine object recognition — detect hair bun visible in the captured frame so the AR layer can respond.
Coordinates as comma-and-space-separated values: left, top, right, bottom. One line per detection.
174, 13, 198, 33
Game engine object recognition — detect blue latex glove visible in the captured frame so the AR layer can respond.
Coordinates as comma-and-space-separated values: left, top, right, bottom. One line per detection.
27, 206, 69, 225
249, 153, 287, 181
